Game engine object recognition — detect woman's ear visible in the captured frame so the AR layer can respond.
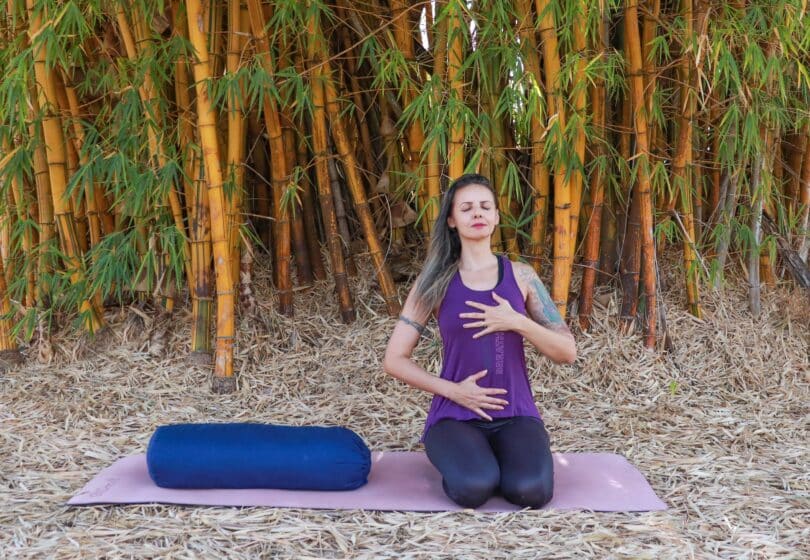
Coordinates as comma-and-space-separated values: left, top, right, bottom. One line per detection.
447, 215, 456, 230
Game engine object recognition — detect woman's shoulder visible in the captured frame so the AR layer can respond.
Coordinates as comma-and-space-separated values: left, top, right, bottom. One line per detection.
509, 259, 537, 299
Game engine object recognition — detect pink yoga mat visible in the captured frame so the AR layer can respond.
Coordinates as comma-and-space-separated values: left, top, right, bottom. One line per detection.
68, 451, 666, 512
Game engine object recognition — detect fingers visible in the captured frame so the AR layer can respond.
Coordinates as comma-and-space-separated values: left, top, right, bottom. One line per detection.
483, 387, 508, 396
479, 400, 507, 410
469, 369, 488, 381
473, 408, 493, 422
462, 321, 486, 329
472, 328, 493, 339
464, 300, 489, 310
458, 312, 484, 319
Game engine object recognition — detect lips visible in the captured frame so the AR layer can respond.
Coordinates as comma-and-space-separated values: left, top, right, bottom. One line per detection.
472, 223, 487, 228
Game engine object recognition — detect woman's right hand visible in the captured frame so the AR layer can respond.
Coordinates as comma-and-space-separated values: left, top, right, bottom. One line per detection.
447, 369, 509, 421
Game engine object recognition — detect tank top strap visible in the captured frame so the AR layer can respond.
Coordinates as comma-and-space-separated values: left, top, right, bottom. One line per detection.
498, 254, 518, 292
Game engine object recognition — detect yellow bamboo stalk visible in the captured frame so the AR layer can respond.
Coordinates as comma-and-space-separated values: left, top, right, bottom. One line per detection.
246, 0, 293, 316
625, 0, 658, 348
26, 86, 54, 305
578, 1, 608, 330
52, 72, 88, 255
27, 0, 104, 333
0, 251, 18, 354
516, 0, 549, 273
535, 0, 571, 317
642, 0, 661, 148
1, 194, 13, 287
670, 0, 702, 317
186, 0, 237, 389
447, 0, 465, 179
568, 0, 589, 262
226, 0, 246, 298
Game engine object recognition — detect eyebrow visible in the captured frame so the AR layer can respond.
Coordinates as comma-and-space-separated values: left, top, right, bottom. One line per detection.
458, 200, 493, 205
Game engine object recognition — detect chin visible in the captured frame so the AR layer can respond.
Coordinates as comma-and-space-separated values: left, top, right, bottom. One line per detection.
462, 231, 492, 241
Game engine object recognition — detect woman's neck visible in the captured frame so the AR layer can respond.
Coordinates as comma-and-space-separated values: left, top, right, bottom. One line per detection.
458, 240, 497, 270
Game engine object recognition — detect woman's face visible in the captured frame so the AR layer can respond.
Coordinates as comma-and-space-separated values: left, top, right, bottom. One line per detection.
446, 184, 499, 241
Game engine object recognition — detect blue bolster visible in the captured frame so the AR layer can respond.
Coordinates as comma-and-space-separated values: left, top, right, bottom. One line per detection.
146, 423, 371, 490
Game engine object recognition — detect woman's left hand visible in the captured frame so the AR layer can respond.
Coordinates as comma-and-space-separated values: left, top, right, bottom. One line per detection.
460, 292, 521, 339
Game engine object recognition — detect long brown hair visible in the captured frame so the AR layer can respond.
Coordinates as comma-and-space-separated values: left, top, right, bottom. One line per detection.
412, 174, 498, 315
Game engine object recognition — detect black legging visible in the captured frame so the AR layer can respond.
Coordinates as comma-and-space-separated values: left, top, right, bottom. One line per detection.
424, 416, 554, 509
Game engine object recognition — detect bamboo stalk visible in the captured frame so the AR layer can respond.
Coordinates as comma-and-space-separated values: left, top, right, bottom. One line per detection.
447, 0, 465, 179
63, 82, 102, 251
1, 193, 13, 287
391, 0, 427, 217
226, 0, 247, 303
578, 2, 607, 331
186, 0, 237, 389
618, 14, 641, 333
536, 0, 572, 317
0, 249, 19, 355
306, 9, 356, 323
52, 71, 88, 256
246, 0, 293, 316
284, 115, 313, 286
312, 5, 400, 316
799, 129, 810, 263
3, 134, 36, 308
624, 0, 658, 348
25, 86, 54, 306
27, 0, 104, 334
333, 7, 377, 181
189, 153, 213, 359
568, 0, 589, 263
516, 0, 548, 272
424, 2, 447, 234
117, 5, 193, 302
749, 151, 765, 319
785, 126, 807, 230
708, 94, 722, 227
327, 155, 356, 273
172, 0, 214, 357
295, 126, 326, 281
672, 0, 701, 317
598, 187, 618, 285
246, 112, 272, 251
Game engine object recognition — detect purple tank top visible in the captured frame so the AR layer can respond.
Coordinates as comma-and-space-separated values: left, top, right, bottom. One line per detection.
422, 254, 541, 440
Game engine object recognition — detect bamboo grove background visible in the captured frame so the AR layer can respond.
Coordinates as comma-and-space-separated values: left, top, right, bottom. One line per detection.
0, 0, 807, 390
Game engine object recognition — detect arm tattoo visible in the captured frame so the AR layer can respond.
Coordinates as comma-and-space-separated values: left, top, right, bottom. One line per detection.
398, 315, 427, 336
517, 265, 572, 336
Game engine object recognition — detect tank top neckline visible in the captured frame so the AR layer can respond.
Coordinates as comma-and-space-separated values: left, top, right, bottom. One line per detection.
456, 254, 506, 293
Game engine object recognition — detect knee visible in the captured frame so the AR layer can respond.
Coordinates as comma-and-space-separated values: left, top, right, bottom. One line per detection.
444, 469, 500, 509
501, 477, 554, 509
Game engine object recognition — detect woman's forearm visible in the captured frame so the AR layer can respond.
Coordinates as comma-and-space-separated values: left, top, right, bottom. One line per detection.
513, 314, 577, 364
383, 356, 458, 399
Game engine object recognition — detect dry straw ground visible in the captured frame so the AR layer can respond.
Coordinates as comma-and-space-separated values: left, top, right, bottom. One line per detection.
1, 251, 808, 559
